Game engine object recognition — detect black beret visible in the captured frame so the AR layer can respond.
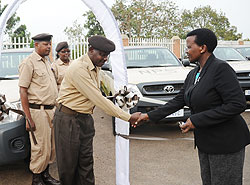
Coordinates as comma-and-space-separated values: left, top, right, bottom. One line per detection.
88, 35, 115, 53
32, 33, 52, 42
56, 41, 69, 52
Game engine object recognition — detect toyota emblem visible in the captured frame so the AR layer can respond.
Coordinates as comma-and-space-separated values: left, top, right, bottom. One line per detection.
164, 85, 174, 93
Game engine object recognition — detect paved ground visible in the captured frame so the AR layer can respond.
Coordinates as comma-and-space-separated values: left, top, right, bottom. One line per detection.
0, 108, 249, 185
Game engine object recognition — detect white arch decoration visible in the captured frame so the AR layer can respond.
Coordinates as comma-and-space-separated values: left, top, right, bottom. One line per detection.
0, 0, 130, 184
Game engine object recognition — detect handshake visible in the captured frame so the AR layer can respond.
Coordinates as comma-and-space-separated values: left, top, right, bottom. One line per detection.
128, 112, 149, 128
128, 113, 195, 133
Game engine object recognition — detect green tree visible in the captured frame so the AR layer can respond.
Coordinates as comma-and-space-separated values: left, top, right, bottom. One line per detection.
64, 20, 86, 40
178, 5, 242, 40
111, 0, 180, 38
11, 24, 30, 38
0, 1, 30, 38
83, 11, 104, 37
65, 0, 180, 39
65, 1, 242, 41
64, 11, 105, 38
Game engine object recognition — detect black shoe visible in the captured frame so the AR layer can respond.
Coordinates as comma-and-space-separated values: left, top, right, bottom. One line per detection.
41, 165, 60, 185
32, 173, 46, 185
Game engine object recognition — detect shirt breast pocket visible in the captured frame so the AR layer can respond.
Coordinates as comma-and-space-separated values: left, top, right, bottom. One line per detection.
33, 70, 47, 85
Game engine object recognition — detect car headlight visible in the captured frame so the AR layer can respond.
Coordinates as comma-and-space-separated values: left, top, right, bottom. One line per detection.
126, 84, 143, 98
0, 101, 23, 124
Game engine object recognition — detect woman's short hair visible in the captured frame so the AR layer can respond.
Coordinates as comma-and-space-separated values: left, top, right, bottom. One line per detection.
186, 28, 217, 53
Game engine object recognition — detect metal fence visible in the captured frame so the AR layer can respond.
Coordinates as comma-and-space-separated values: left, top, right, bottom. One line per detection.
2, 36, 250, 59
129, 37, 173, 51
68, 37, 89, 59
3, 37, 32, 49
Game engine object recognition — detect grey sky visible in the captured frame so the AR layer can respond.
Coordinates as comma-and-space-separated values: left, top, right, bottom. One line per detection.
1, 0, 249, 40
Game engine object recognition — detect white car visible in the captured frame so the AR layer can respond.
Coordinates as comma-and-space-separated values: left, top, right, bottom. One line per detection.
0, 48, 33, 165
182, 46, 250, 106
100, 46, 192, 132
235, 46, 250, 60
213, 46, 250, 104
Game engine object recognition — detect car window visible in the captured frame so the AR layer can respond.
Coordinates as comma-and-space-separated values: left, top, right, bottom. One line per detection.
236, 47, 250, 57
125, 48, 181, 68
214, 47, 247, 61
0, 52, 31, 77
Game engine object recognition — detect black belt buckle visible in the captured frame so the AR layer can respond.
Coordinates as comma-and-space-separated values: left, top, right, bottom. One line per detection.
44, 105, 54, 109
29, 103, 54, 110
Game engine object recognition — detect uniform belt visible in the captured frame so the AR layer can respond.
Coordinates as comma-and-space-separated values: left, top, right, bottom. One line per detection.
29, 103, 54, 110
56, 103, 82, 116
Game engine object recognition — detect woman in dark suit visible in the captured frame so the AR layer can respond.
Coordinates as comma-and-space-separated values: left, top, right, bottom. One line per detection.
136, 28, 250, 185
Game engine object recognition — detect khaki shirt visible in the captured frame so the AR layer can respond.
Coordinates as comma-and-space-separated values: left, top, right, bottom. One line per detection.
57, 54, 131, 121
51, 58, 71, 90
18, 51, 58, 105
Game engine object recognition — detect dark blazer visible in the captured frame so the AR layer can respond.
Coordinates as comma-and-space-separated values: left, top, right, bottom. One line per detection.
148, 54, 250, 154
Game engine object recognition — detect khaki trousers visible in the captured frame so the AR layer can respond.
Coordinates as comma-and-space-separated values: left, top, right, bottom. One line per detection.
29, 108, 56, 174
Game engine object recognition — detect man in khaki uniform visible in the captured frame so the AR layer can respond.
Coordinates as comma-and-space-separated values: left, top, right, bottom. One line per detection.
53, 35, 140, 185
19, 33, 60, 185
52, 41, 72, 90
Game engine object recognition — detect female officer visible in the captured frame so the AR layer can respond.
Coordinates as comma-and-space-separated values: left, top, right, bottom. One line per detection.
52, 41, 72, 90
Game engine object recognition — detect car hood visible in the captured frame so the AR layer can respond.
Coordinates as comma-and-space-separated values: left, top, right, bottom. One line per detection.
127, 66, 191, 84
228, 61, 250, 72
0, 79, 19, 102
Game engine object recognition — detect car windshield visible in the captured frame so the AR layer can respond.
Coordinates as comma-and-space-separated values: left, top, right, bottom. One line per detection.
213, 47, 247, 61
125, 48, 181, 68
236, 47, 250, 58
0, 51, 31, 77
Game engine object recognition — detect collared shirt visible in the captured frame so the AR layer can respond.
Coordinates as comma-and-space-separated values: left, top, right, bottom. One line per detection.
51, 58, 72, 90
57, 54, 131, 121
18, 51, 58, 105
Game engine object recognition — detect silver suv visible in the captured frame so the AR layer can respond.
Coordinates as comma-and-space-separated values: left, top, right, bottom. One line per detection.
182, 46, 250, 107
100, 46, 192, 130
213, 46, 250, 105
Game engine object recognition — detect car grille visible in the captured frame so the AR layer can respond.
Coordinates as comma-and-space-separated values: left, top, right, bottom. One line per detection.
236, 72, 250, 80
140, 82, 183, 96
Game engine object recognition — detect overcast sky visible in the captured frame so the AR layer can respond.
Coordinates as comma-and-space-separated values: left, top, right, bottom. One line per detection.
1, 0, 250, 40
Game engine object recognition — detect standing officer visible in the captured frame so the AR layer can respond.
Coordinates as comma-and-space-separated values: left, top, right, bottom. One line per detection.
52, 41, 72, 91
19, 33, 60, 185
53, 35, 140, 185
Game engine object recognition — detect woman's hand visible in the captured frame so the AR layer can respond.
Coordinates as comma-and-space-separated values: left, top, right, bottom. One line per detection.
180, 118, 195, 133
131, 113, 149, 128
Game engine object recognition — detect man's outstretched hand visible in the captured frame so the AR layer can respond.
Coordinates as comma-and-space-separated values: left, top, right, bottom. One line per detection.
128, 112, 141, 125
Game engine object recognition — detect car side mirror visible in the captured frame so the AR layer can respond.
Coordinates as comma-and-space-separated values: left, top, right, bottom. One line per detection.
182, 59, 190, 67
101, 63, 111, 71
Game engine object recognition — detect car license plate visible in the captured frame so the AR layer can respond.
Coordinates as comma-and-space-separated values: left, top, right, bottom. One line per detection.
245, 90, 250, 95
166, 109, 184, 118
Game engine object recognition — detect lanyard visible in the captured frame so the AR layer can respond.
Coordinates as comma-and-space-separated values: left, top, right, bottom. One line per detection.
194, 72, 200, 84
